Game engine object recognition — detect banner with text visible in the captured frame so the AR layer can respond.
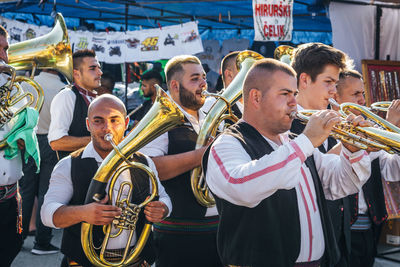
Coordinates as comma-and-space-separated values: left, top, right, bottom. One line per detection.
0, 16, 203, 63
253, 0, 293, 41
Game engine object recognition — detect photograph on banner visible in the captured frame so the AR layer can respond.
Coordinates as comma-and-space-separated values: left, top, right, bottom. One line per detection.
158, 26, 182, 58
105, 31, 127, 64
70, 31, 92, 52
253, 0, 293, 41
180, 21, 203, 55
124, 30, 142, 63
138, 27, 161, 62
90, 32, 107, 62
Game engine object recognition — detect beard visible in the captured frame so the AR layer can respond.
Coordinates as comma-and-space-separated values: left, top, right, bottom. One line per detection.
179, 84, 204, 110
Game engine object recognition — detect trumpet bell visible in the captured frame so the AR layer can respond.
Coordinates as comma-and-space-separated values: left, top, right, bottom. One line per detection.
8, 13, 73, 83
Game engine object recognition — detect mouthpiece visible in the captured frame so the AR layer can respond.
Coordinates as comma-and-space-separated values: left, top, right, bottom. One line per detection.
329, 98, 340, 109
289, 111, 298, 119
104, 133, 113, 142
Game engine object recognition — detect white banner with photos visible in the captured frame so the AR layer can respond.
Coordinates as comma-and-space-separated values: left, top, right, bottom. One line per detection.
0, 16, 204, 63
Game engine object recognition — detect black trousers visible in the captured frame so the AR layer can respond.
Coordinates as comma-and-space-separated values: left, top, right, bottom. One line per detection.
0, 197, 23, 267
350, 228, 376, 267
154, 231, 222, 267
20, 134, 58, 246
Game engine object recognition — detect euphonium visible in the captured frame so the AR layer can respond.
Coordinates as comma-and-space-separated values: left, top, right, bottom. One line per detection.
8, 13, 73, 83
190, 50, 264, 207
81, 85, 185, 267
274, 45, 295, 65
292, 100, 400, 154
0, 62, 44, 150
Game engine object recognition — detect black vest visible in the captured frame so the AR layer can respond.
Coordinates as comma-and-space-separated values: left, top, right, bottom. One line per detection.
291, 119, 343, 266
60, 151, 155, 266
348, 158, 387, 226
203, 121, 339, 267
164, 123, 207, 218
58, 85, 91, 159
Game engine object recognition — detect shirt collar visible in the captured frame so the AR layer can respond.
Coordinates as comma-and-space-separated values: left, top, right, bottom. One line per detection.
82, 141, 103, 164
74, 83, 97, 98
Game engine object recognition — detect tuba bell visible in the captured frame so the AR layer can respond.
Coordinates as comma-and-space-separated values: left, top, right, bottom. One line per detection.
81, 85, 185, 267
274, 45, 295, 65
8, 13, 73, 83
190, 50, 264, 207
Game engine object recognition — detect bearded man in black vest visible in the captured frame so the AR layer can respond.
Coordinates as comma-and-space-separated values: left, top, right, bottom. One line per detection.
41, 94, 171, 267
140, 55, 222, 267
334, 69, 400, 267
204, 58, 372, 267
48, 49, 102, 160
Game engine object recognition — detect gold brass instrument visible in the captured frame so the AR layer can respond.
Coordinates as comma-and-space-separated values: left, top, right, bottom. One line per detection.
370, 101, 392, 112
292, 100, 400, 154
81, 85, 185, 267
8, 13, 73, 83
274, 45, 295, 65
0, 63, 44, 150
191, 50, 264, 207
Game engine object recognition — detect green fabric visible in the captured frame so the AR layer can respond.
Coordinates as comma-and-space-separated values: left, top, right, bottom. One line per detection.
4, 107, 40, 173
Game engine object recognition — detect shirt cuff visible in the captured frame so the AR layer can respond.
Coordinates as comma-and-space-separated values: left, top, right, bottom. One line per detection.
290, 134, 314, 162
48, 131, 68, 143
341, 146, 368, 164
43, 203, 64, 229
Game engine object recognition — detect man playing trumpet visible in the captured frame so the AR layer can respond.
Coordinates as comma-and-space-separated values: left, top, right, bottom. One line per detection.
204, 59, 372, 267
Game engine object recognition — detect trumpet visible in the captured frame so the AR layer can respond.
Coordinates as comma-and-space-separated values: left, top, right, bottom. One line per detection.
292, 99, 400, 154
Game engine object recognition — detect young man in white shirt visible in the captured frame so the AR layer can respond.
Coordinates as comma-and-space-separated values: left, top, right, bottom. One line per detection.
48, 49, 102, 160
204, 59, 371, 267
42, 94, 171, 267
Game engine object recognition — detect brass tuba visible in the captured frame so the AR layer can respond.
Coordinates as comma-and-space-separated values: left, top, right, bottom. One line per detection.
0, 13, 72, 149
190, 50, 264, 207
8, 12, 73, 83
274, 45, 295, 65
81, 85, 185, 267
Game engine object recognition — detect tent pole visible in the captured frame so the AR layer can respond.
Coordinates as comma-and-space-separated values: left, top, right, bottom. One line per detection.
375, 6, 382, 60
124, 4, 129, 109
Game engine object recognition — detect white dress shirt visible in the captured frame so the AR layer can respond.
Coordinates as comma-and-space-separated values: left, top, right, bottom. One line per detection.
41, 141, 172, 249
48, 86, 93, 143
356, 151, 400, 214
34, 72, 66, 134
206, 129, 371, 263
140, 104, 218, 216
0, 73, 23, 186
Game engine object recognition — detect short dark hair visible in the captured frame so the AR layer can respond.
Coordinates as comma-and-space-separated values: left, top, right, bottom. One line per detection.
243, 58, 297, 100
291, 43, 349, 83
339, 69, 362, 80
73, 49, 96, 70
221, 51, 239, 83
141, 70, 163, 85
164, 55, 201, 85
337, 69, 363, 95
0, 25, 8, 38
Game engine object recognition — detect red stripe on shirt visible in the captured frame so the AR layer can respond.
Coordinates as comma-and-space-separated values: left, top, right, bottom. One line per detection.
300, 167, 317, 212
343, 151, 367, 164
211, 147, 298, 184
290, 141, 306, 162
299, 184, 313, 262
